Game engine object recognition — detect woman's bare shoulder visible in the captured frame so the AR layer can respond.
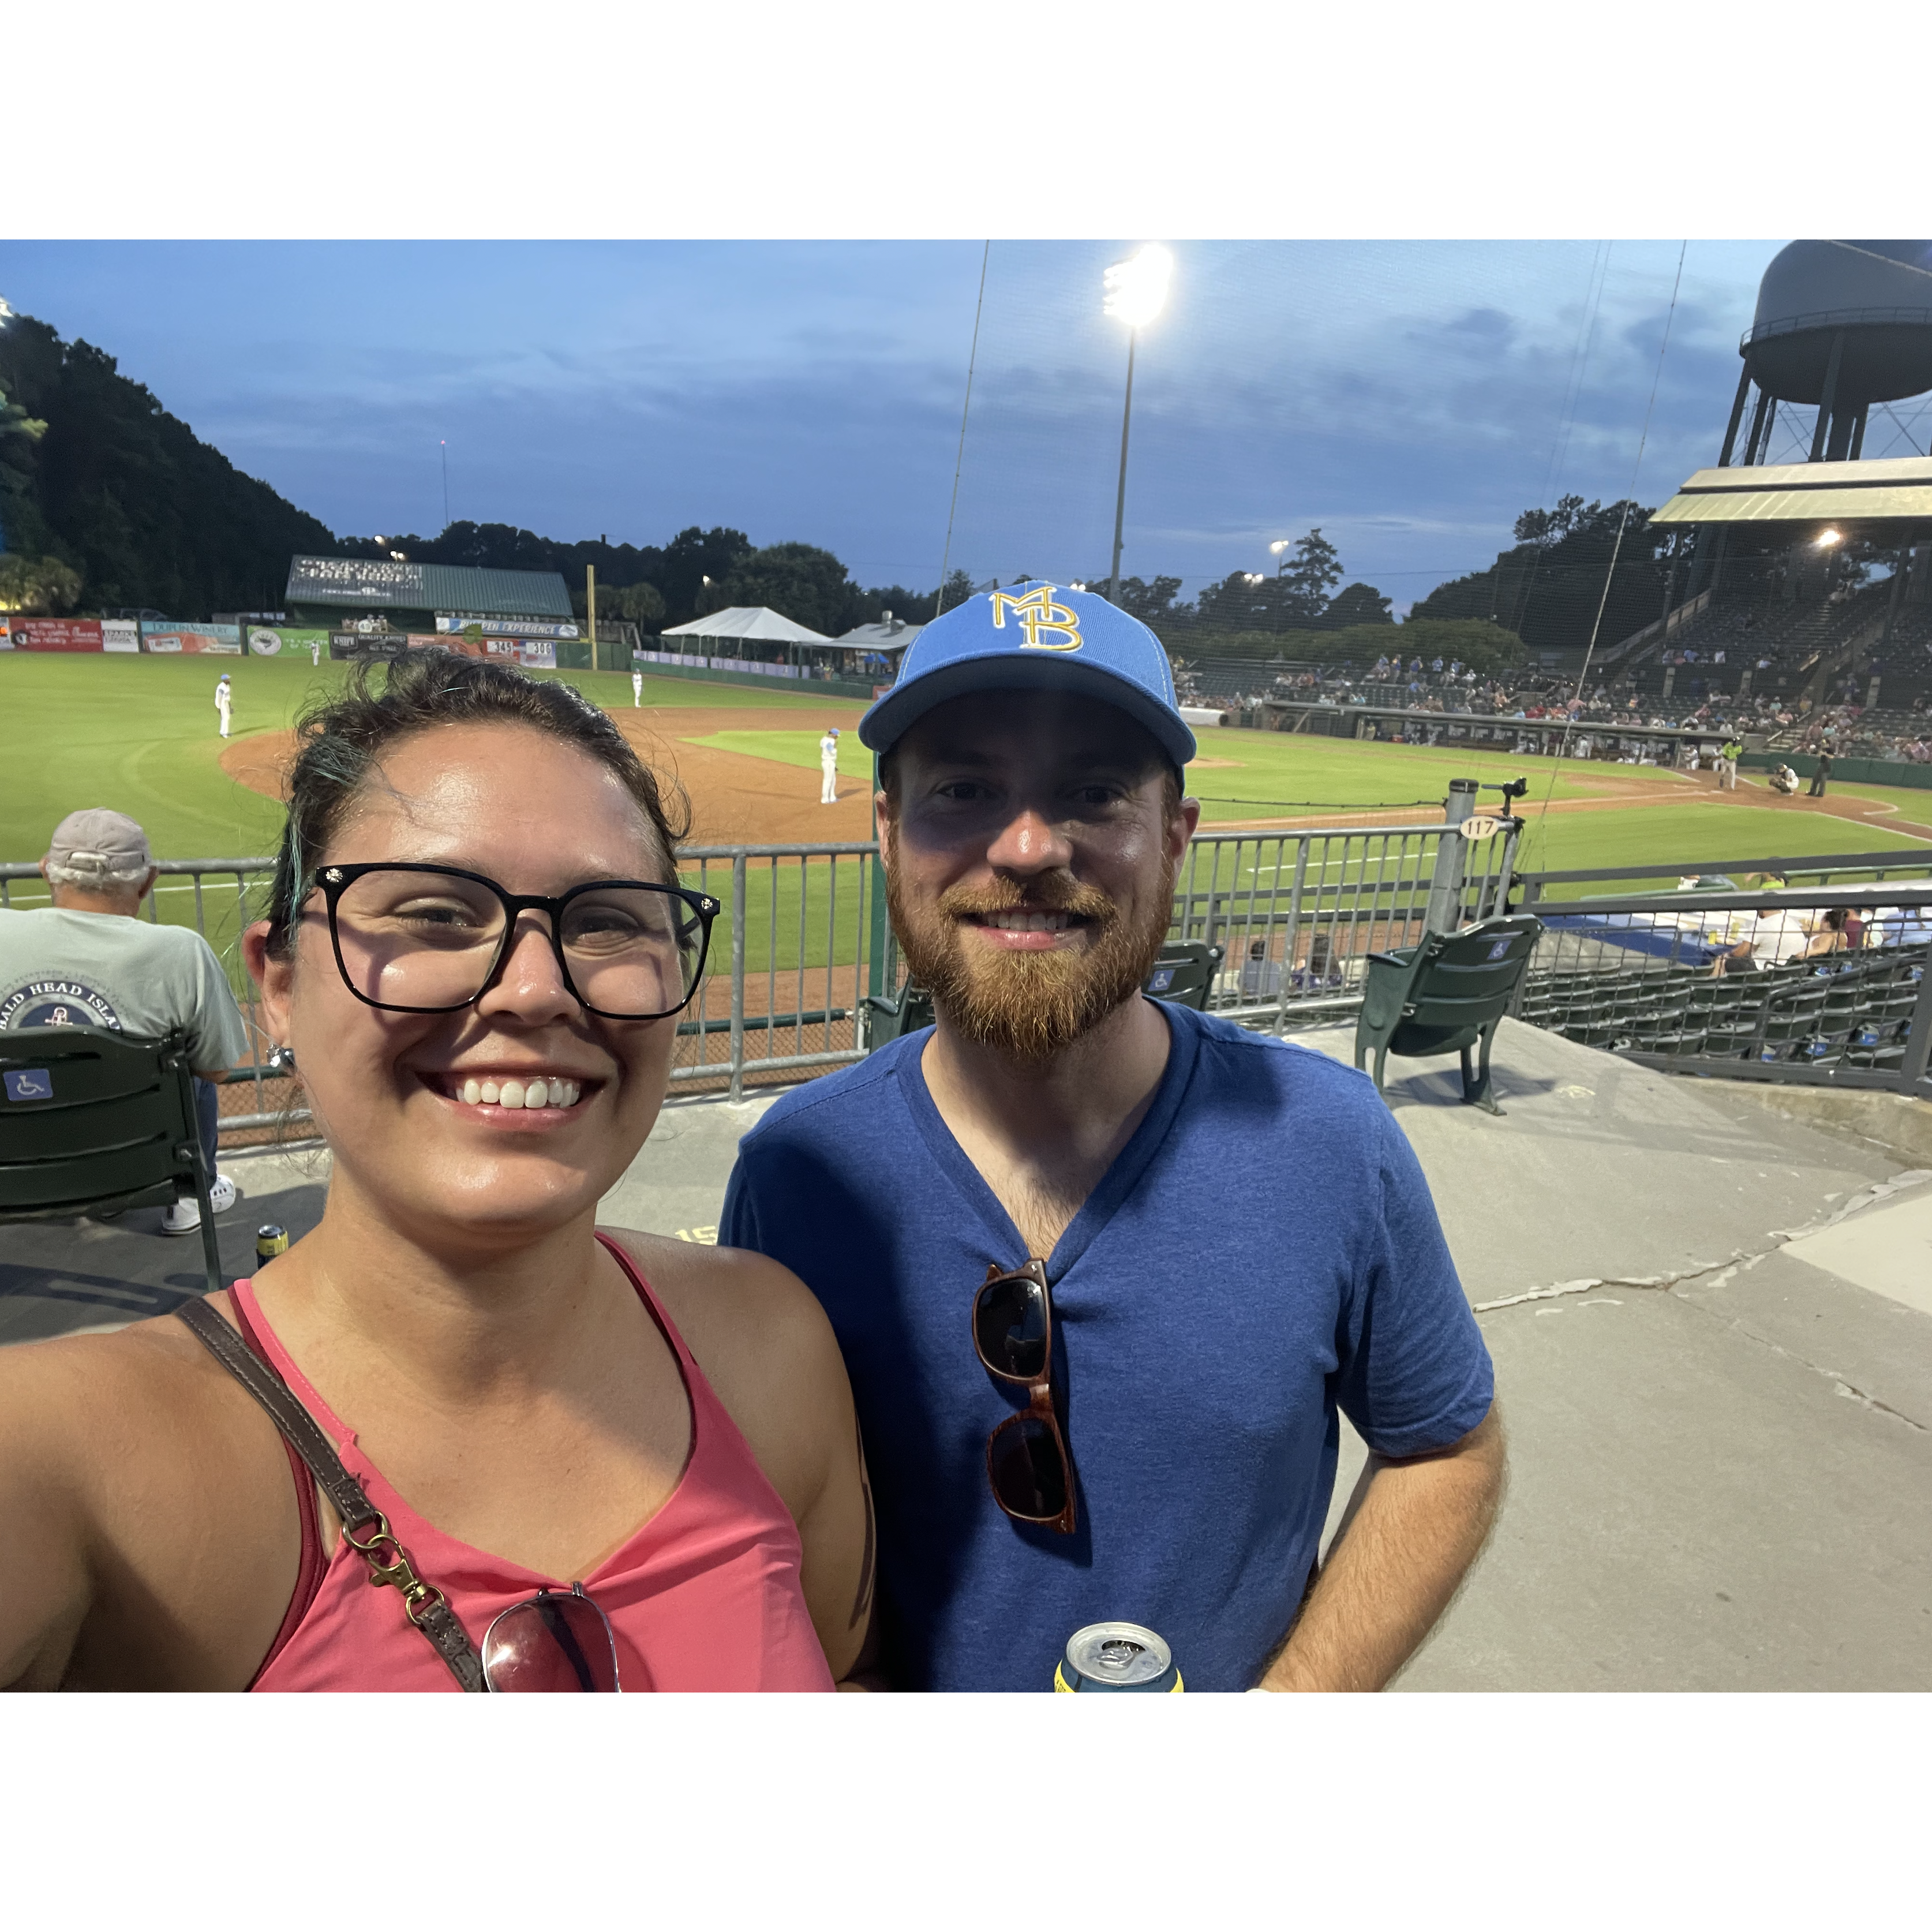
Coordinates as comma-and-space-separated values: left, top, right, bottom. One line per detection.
598, 1227, 836, 1349
596, 1227, 852, 1510
0, 1300, 265, 1476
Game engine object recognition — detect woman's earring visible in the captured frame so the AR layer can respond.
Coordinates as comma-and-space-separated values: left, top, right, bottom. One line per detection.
267, 1044, 298, 1072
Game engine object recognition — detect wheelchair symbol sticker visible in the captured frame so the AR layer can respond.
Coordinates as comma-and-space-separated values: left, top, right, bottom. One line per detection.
1487, 939, 1512, 961
1148, 968, 1175, 991
4, 1069, 53, 1102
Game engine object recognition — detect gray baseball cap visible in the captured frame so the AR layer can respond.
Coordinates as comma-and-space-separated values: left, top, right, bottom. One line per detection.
44, 808, 154, 877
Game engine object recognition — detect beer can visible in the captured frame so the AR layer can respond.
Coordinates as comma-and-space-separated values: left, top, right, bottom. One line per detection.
255, 1224, 289, 1265
1053, 1621, 1182, 1693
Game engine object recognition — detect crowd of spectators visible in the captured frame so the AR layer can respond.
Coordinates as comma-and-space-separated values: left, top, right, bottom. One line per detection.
1175, 629, 1932, 765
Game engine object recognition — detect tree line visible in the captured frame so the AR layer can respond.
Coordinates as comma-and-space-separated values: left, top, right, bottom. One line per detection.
343, 523, 938, 636
0, 309, 938, 634
0, 305, 1675, 665
1, 312, 336, 616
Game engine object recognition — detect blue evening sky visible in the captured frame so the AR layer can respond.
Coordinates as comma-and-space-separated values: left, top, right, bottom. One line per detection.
4, 239, 1867, 613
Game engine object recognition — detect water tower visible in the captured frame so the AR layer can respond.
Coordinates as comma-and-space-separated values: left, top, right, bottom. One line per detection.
1718, 240, 1932, 466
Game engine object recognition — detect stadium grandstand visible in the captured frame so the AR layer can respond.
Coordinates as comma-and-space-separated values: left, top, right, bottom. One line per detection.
1588, 242, 1932, 740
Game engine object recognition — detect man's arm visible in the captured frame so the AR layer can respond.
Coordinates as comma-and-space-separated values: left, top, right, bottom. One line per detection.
1260, 1406, 1504, 1692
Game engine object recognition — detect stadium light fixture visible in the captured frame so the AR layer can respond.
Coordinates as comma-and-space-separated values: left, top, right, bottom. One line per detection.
1103, 246, 1173, 331
0, 295, 13, 327
1815, 528, 1842, 547
1102, 245, 1174, 609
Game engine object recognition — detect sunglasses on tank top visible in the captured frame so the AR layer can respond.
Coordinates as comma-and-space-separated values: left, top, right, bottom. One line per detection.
481, 1583, 621, 1693
973, 1259, 1077, 1536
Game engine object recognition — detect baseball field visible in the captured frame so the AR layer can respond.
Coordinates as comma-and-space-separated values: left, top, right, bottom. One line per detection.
5, 653, 1930, 978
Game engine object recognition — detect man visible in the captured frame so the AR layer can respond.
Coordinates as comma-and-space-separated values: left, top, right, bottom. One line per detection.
309, 636, 321, 668
1770, 762, 1801, 795
722, 584, 1503, 1691
631, 667, 644, 708
214, 672, 233, 740
0, 810, 248, 1233
1716, 735, 1742, 790
1808, 746, 1833, 798
819, 725, 841, 804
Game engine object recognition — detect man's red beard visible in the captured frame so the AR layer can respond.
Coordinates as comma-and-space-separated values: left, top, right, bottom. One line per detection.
885, 830, 1176, 1062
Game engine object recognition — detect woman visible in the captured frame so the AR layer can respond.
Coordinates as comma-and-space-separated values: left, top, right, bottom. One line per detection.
1799, 907, 1854, 959
0, 652, 872, 1690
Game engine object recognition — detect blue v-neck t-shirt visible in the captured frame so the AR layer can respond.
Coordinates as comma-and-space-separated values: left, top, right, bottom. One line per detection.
719, 1000, 1492, 1692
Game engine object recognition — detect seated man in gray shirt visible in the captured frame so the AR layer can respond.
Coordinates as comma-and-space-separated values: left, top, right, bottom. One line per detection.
0, 809, 250, 1232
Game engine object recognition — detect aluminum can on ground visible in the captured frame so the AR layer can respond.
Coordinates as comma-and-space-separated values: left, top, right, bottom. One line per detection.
1053, 1621, 1182, 1693
255, 1224, 289, 1265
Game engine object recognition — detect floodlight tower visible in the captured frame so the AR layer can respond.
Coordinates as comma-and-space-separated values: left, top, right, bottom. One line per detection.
1104, 245, 1173, 606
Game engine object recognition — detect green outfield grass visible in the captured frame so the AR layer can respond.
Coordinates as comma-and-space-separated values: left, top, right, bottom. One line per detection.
1511, 802, 1931, 898
0, 654, 832, 864
8, 660, 1928, 980
688, 720, 1633, 820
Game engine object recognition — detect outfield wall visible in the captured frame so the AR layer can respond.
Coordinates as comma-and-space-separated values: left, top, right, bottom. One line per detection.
627, 656, 880, 702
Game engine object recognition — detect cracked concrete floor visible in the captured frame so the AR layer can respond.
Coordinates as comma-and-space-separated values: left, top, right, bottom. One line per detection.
614, 1023, 1932, 1688
1294, 1019, 1932, 1690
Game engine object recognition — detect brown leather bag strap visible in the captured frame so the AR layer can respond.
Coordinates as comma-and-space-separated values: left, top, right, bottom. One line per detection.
175, 1296, 487, 1693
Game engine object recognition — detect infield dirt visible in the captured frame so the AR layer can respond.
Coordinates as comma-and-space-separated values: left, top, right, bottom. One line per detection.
221, 701, 880, 845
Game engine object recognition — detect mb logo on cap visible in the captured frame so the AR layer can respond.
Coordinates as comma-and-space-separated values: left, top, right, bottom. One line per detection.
990, 587, 1083, 653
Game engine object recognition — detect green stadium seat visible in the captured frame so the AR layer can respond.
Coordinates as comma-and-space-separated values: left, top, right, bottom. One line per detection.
0, 1026, 223, 1296
1143, 942, 1226, 1011
1353, 914, 1543, 1115
862, 982, 935, 1046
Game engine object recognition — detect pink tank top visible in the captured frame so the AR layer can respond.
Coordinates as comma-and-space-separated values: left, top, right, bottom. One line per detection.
237, 1235, 834, 1692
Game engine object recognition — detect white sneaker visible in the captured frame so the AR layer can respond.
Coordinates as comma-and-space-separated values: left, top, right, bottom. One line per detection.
162, 1174, 238, 1234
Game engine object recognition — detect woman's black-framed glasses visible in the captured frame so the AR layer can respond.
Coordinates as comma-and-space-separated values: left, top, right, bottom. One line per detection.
310, 862, 719, 1020
972, 1259, 1077, 1536
481, 1582, 621, 1693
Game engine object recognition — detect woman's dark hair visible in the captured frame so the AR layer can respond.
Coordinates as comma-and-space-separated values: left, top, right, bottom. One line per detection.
264, 649, 689, 956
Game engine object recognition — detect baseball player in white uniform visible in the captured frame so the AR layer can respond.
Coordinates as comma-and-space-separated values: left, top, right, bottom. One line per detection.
215, 674, 233, 739
632, 669, 643, 707
819, 727, 840, 804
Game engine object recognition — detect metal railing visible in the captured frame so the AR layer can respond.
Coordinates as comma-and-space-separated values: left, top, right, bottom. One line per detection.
22, 819, 1926, 1128
1, 844, 888, 1126
1172, 817, 1522, 1027
1512, 848, 1932, 907
1516, 886, 1932, 1096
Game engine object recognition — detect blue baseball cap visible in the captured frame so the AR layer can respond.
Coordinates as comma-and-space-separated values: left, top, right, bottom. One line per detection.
859, 582, 1195, 770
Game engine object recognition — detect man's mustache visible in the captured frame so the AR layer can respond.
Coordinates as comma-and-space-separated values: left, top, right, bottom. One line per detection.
934, 874, 1118, 925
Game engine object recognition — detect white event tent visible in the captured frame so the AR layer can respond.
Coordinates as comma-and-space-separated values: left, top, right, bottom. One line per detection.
647, 606, 837, 684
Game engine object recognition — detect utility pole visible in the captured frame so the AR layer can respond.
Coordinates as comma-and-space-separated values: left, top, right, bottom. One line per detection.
587, 565, 598, 671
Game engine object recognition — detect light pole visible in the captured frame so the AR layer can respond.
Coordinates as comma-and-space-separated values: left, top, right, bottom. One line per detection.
1104, 245, 1173, 607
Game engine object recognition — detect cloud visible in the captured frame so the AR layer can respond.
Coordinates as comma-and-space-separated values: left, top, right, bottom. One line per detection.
6, 238, 1782, 601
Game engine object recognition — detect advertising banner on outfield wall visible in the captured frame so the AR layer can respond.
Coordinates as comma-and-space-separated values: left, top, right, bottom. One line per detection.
15, 619, 104, 650
406, 631, 555, 668
330, 632, 408, 661
435, 614, 580, 639
102, 619, 140, 652
0, 617, 12, 649
247, 626, 327, 657
141, 621, 243, 654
